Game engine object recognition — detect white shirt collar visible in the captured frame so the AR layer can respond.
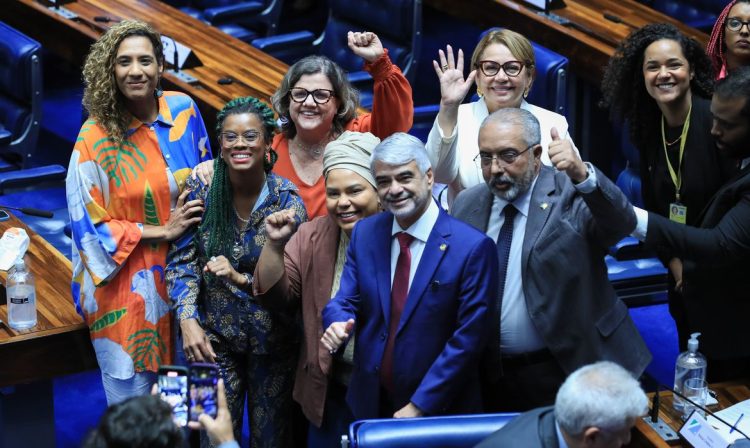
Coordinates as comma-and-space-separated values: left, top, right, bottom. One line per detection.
391, 199, 440, 242
741, 157, 750, 170
555, 421, 570, 448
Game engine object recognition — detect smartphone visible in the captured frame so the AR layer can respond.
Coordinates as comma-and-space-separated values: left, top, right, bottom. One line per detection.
188, 363, 219, 422
0, 210, 9, 222
157, 365, 189, 427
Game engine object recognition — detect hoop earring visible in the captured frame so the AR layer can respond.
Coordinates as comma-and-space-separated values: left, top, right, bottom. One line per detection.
523, 88, 529, 99
477, 87, 484, 97
154, 79, 164, 98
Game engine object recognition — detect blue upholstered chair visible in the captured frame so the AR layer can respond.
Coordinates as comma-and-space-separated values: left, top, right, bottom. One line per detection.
174, 0, 283, 43
409, 29, 568, 142
639, 0, 726, 31
252, 0, 422, 108
0, 21, 65, 193
343, 412, 520, 448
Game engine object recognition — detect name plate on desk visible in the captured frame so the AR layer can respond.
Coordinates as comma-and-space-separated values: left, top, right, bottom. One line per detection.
680, 411, 730, 448
160, 37, 202, 70
518, 0, 566, 11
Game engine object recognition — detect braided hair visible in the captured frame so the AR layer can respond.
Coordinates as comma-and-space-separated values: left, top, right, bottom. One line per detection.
707, 0, 750, 79
600, 23, 714, 151
201, 97, 277, 259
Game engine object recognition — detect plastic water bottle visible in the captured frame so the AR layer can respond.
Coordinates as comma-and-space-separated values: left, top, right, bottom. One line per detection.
7, 259, 37, 330
673, 332, 707, 411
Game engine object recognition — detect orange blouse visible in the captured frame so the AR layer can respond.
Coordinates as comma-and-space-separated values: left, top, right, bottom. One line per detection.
272, 51, 413, 218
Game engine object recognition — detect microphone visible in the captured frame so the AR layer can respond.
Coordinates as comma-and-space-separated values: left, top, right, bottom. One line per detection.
0, 205, 54, 219
658, 382, 750, 440
169, 35, 179, 73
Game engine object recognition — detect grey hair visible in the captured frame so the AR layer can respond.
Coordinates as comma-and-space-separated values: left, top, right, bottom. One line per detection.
370, 132, 432, 175
555, 361, 648, 437
271, 55, 359, 139
480, 107, 542, 148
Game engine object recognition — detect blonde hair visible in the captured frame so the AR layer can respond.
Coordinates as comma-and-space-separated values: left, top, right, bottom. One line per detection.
471, 29, 536, 85
82, 20, 164, 145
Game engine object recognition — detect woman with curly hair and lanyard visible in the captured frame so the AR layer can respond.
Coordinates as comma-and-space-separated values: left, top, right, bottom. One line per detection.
167, 97, 307, 447
66, 20, 211, 404
600, 23, 736, 350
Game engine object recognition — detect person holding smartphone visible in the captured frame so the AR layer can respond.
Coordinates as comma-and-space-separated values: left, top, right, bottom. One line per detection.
166, 97, 307, 448
83, 378, 237, 448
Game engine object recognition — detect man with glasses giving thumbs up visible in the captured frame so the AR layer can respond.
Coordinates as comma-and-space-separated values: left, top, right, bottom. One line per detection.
452, 107, 652, 413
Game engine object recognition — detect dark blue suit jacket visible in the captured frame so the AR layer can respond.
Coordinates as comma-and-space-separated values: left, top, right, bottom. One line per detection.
322, 207, 498, 419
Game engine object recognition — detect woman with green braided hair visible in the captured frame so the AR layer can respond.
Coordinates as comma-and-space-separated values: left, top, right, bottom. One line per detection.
166, 96, 307, 447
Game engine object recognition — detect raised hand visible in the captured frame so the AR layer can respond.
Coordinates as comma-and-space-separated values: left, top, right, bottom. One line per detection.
348, 31, 384, 63
432, 45, 476, 108
321, 318, 355, 353
548, 127, 587, 183
264, 209, 299, 247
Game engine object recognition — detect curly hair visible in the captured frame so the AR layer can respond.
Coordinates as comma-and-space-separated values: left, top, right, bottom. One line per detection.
271, 55, 359, 140
202, 96, 277, 259
707, 0, 750, 78
471, 28, 536, 91
600, 23, 714, 150
82, 20, 164, 146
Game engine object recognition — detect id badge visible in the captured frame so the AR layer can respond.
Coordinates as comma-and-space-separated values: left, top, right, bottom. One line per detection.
669, 202, 687, 224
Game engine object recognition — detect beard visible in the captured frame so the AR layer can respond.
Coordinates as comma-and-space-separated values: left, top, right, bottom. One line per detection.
489, 158, 536, 202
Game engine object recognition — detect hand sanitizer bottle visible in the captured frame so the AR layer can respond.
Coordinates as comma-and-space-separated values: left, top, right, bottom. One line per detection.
673, 332, 707, 411
7, 259, 37, 330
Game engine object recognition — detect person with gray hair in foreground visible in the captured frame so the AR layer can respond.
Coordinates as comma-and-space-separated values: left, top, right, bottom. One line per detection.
476, 361, 648, 448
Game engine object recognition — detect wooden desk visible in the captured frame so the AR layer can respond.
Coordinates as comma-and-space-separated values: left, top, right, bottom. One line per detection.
0, 213, 96, 387
0, 213, 96, 448
425, 0, 709, 84
2, 0, 290, 132
630, 381, 750, 447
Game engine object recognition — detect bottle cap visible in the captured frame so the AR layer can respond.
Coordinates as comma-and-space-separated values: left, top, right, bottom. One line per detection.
687, 332, 701, 352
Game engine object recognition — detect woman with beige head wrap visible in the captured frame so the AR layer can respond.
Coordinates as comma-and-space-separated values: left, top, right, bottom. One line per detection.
252, 131, 381, 446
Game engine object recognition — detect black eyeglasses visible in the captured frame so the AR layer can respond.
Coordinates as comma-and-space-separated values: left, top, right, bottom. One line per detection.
473, 145, 536, 167
727, 17, 750, 32
475, 60, 528, 77
289, 88, 335, 105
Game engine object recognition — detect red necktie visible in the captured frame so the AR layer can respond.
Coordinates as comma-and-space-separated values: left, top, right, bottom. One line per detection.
381, 231, 414, 393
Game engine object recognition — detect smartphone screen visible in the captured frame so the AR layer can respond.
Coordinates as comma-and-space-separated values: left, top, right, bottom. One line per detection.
189, 363, 219, 422
157, 366, 189, 427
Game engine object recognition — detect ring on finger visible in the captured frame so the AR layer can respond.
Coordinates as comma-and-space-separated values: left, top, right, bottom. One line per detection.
443, 64, 449, 70
210, 256, 217, 262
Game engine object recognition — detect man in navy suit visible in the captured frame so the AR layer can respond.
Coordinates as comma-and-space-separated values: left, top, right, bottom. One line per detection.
321, 132, 498, 419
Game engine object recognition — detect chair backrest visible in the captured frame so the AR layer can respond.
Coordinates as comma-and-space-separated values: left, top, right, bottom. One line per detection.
320, 0, 422, 83
0, 21, 42, 168
347, 413, 519, 448
478, 28, 568, 115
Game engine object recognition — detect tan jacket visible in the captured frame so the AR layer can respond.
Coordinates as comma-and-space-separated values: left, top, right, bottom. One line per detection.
254, 215, 339, 427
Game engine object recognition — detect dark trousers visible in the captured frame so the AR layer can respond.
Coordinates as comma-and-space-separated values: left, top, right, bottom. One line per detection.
307, 381, 354, 448
483, 351, 567, 413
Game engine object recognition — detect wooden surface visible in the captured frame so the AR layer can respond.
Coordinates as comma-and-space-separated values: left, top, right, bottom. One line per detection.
425, 0, 709, 84
2, 0, 291, 133
630, 381, 750, 447
0, 213, 97, 387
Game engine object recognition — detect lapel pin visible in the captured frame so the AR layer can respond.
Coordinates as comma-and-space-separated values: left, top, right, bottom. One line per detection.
540, 202, 549, 210
439, 243, 447, 251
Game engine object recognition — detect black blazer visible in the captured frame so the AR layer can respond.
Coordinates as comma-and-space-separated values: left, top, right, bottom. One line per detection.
646, 165, 750, 359
475, 406, 558, 448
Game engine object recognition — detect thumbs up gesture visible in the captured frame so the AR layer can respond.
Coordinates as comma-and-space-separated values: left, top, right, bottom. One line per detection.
321, 318, 355, 354
547, 127, 587, 183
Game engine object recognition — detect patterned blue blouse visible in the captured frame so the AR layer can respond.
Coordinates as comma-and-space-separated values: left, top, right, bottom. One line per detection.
166, 172, 307, 354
